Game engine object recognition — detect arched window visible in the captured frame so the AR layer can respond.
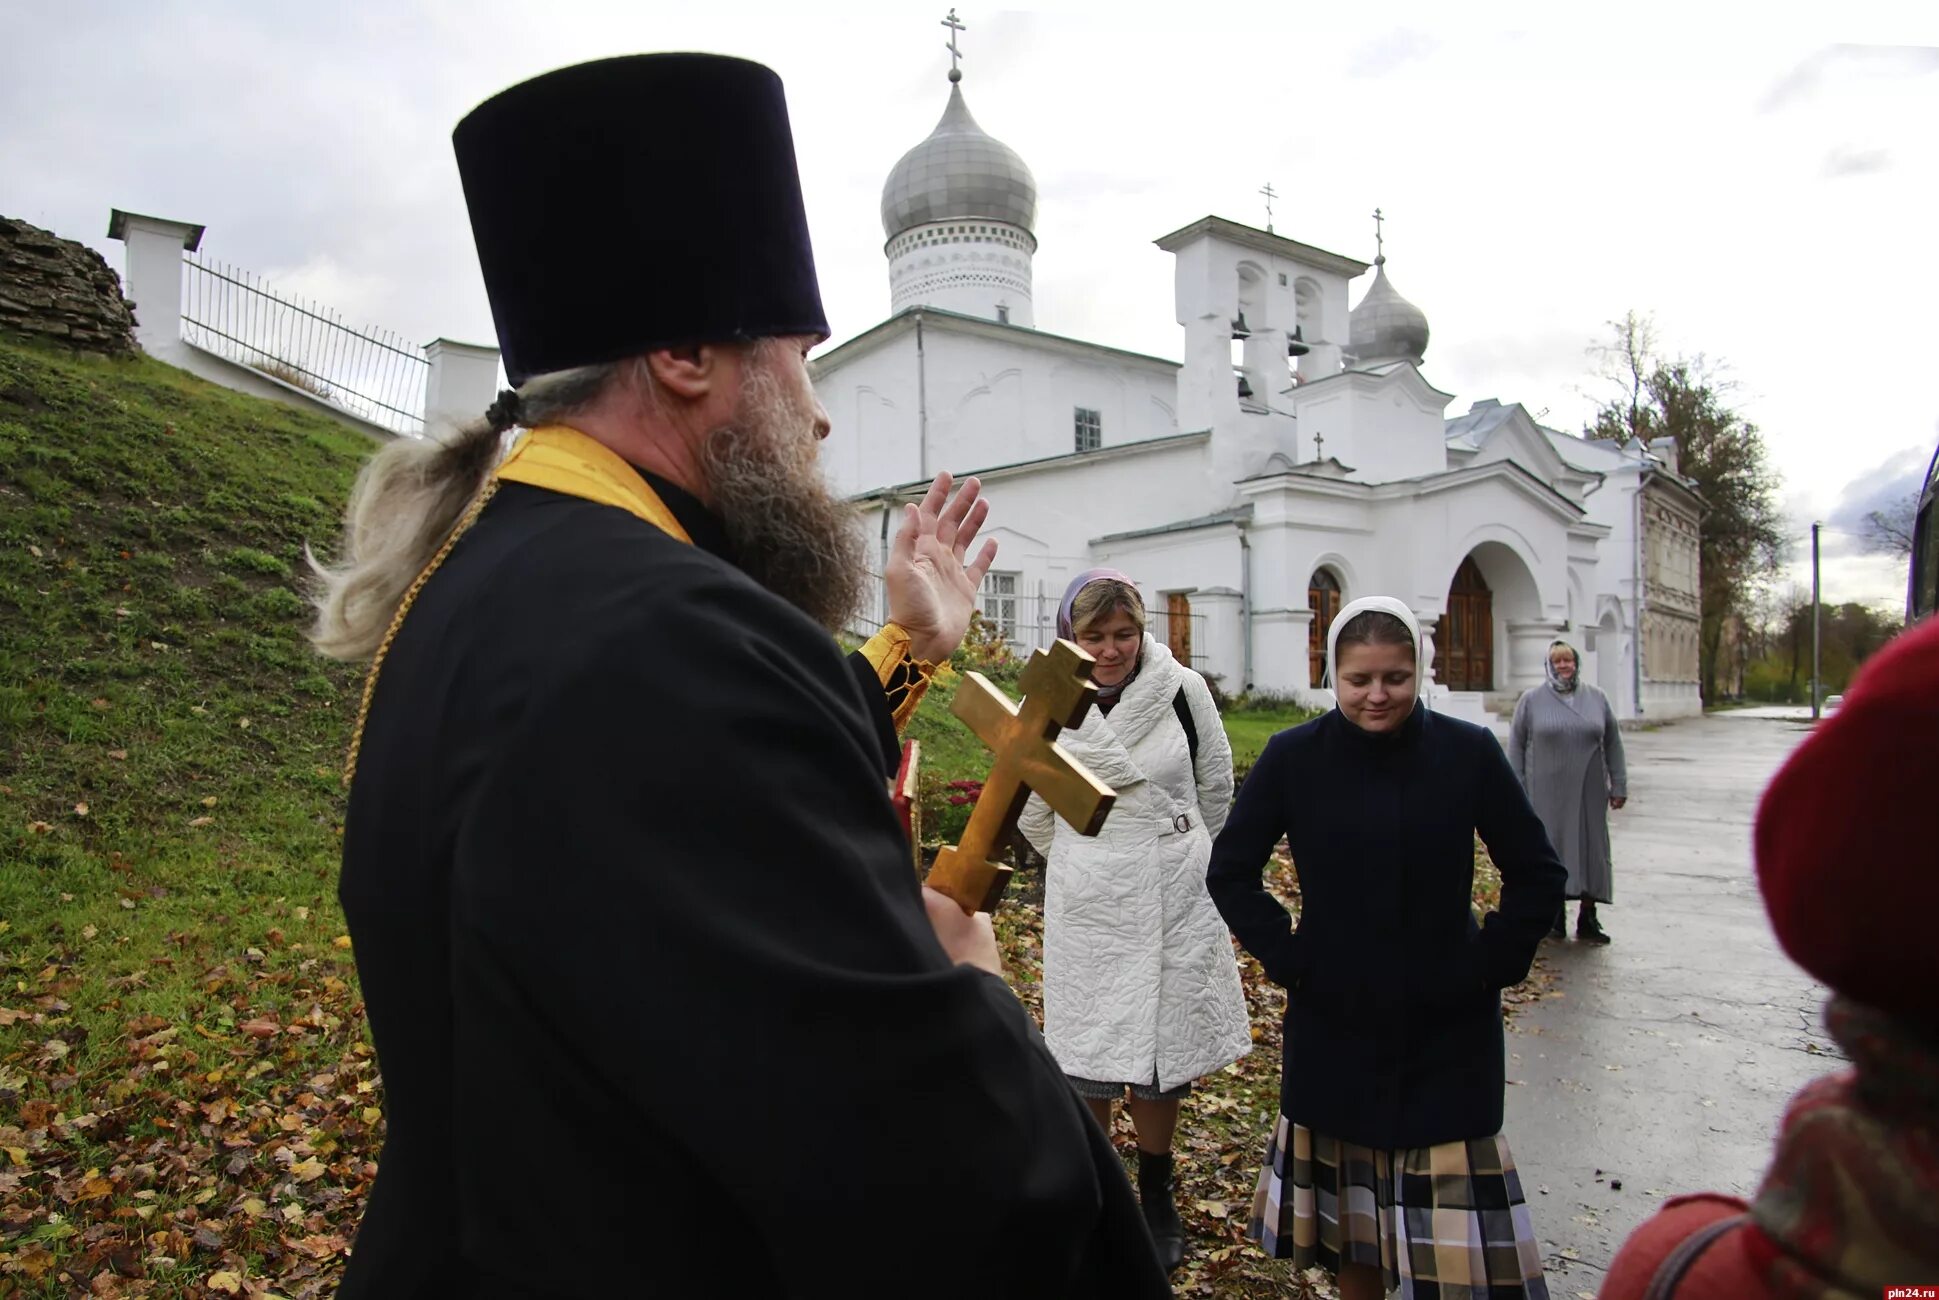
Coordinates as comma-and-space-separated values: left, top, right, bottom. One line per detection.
1294, 277, 1325, 381
1308, 568, 1343, 686
1233, 263, 1270, 403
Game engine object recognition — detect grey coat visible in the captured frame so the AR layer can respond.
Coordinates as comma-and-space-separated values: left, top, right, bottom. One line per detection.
1508, 682, 1628, 902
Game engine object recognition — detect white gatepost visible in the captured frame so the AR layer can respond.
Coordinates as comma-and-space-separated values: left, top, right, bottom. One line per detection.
423, 338, 502, 443
1189, 586, 1243, 694
1248, 606, 1313, 700
1418, 616, 1451, 709
106, 209, 203, 362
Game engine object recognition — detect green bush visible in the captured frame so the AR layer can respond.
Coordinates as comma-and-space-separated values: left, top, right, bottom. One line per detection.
949, 609, 1023, 685
1742, 658, 1804, 704
917, 768, 982, 847
1229, 688, 1309, 713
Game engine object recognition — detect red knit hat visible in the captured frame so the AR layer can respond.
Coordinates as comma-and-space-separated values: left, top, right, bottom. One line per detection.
1755, 616, 1939, 1029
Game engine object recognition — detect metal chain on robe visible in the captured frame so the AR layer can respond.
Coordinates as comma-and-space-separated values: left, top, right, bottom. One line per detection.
342, 479, 502, 788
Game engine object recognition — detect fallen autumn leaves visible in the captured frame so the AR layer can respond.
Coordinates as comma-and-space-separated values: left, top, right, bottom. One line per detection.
0, 917, 373, 1299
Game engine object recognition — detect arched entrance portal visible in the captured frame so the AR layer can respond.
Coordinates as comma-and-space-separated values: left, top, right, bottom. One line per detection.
1436, 557, 1493, 691
1307, 568, 1343, 686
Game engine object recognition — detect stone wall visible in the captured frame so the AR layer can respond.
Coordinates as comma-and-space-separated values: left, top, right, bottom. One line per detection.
0, 216, 138, 356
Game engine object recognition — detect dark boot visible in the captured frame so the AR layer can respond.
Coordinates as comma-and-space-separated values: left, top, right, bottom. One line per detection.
1549, 903, 1567, 939
1577, 901, 1610, 945
1137, 1149, 1185, 1273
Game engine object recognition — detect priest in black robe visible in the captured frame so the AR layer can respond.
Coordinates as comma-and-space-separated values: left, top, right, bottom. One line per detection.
310, 54, 1169, 1298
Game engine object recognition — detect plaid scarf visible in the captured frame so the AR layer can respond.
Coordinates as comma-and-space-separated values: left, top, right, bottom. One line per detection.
1747, 995, 1939, 1294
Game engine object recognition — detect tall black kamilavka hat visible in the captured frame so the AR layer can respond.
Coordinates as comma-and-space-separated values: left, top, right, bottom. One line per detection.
453, 54, 830, 386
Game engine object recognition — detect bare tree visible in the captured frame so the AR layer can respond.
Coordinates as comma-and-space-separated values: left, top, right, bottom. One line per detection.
1746, 582, 1799, 661
1861, 490, 1918, 559
1585, 310, 1659, 443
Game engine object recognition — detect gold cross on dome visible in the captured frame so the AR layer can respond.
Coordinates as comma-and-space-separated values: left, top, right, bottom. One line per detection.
925, 641, 1116, 914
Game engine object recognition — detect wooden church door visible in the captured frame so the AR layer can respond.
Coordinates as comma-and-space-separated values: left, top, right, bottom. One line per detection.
1166, 592, 1193, 666
1435, 557, 1493, 691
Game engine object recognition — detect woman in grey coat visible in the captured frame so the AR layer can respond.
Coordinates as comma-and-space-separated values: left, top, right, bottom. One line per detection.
1509, 640, 1628, 943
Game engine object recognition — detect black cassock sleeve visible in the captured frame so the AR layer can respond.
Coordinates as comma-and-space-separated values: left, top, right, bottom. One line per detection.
843, 648, 902, 775
449, 565, 1164, 1296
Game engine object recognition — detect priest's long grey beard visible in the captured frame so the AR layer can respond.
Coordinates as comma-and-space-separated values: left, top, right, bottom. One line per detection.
701, 349, 868, 635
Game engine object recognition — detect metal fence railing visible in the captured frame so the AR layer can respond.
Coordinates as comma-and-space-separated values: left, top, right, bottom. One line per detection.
973, 590, 1209, 671
181, 255, 428, 435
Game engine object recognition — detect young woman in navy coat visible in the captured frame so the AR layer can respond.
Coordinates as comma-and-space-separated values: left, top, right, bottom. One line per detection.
1208, 596, 1566, 1300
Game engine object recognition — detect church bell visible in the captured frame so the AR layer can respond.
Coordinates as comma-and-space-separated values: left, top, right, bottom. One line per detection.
1230, 312, 1250, 340
1287, 325, 1310, 358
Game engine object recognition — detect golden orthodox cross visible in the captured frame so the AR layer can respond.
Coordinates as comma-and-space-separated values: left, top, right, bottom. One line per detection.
926, 641, 1116, 914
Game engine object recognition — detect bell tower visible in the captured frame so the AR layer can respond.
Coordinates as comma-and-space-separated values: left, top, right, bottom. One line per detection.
1155, 215, 1367, 480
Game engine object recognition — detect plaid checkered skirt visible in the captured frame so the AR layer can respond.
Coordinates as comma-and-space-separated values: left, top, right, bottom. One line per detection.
1248, 1116, 1549, 1300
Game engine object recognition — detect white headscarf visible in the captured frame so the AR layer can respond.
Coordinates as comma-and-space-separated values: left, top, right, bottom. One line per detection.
1324, 595, 1428, 710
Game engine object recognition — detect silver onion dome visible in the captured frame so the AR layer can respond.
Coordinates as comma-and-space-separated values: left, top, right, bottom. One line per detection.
1348, 257, 1430, 366
880, 84, 1037, 241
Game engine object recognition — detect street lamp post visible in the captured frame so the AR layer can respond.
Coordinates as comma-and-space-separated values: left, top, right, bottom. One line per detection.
1811, 522, 1822, 721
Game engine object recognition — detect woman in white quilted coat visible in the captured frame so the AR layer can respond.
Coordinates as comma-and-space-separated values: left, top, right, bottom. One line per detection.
1019, 569, 1250, 1273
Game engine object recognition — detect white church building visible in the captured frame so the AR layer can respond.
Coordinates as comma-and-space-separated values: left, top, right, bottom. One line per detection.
817, 59, 1702, 723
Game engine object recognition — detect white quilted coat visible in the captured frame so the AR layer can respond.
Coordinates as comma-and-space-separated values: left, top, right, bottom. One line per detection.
1019, 636, 1251, 1091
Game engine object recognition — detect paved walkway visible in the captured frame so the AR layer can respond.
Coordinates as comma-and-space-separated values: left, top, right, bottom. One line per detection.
1711, 704, 1833, 721
1502, 715, 1838, 1287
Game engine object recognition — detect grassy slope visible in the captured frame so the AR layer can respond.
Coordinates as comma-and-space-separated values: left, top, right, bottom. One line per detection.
0, 334, 371, 1297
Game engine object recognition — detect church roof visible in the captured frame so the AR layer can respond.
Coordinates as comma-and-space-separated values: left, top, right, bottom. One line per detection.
814, 305, 1179, 374
1289, 356, 1455, 406
1536, 424, 1704, 499
1244, 457, 1590, 520
880, 83, 1037, 240
1092, 509, 1251, 546
848, 429, 1209, 501
1347, 257, 1429, 366
1443, 398, 1521, 451
1151, 217, 1369, 277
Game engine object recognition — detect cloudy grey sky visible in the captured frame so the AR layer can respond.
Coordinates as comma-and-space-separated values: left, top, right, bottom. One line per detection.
5, 0, 1934, 606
